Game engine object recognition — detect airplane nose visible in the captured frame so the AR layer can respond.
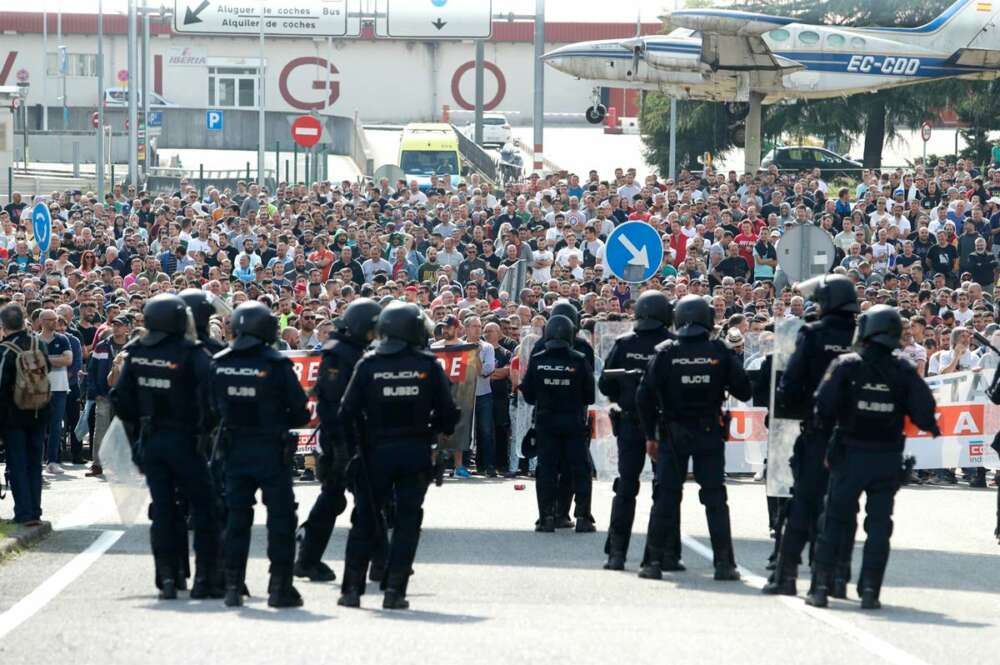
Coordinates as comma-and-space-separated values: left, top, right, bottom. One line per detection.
541, 43, 581, 75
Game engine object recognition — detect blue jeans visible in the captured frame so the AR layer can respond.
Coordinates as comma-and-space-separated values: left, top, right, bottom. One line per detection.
474, 394, 495, 473
6, 426, 45, 522
46, 391, 68, 464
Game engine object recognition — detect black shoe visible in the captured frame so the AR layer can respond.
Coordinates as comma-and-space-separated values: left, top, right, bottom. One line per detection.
190, 576, 225, 599
224, 570, 244, 607
761, 576, 796, 596
714, 564, 741, 581
503, 471, 517, 479
805, 587, 829, 608
830, 577, 848, 600
382, 589, 409, 610
604, 553, 625, 570
860, 588, 881, 610
486, 469, 498, 478
338, 591, 361, 608
555, 516, 574, 529
661, 559, 686, 572
158, 578, 177, 600
969, 478, 987, 488
574, 518, 596, 533
294, 560, 337, 582
535, 517, 555, 533
267, 575, 304, 608
224, 586, 243, 607
638, 563, 662, 580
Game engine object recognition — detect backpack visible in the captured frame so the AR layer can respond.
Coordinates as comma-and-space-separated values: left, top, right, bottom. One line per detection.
1, 335, 52, 411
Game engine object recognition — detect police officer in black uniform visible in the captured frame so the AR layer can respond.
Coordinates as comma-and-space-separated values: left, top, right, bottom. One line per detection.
599, 291, 678, 570
548, 300, 596, 530
805, 305, 940, 610
110, 294, 219, 600
522, 314, 596, 533
636, 295, 752, 581
294, 298, 380, 582
337, 302, 460, 610
212, 301, 311, 608
763, 275, 858, 597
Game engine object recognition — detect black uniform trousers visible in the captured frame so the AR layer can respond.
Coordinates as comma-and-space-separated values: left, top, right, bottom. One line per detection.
224, 437, 297, 575
537, 426, 592, 520
343, 443, 429, 592
646, 421, 732, 566
143, 430, 217, 567
813, 447, 900, 593
778, 431, 828, 568
298, 472, 349, 565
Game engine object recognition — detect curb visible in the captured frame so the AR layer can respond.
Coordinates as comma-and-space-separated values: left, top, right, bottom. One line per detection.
0, 521, 53, 558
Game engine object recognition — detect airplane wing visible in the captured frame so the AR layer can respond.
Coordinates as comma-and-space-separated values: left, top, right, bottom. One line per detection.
664, 9, 804, 72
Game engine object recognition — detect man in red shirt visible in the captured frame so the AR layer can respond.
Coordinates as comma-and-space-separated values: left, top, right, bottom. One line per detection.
308, 235, 335, 282
627, 199, 651, 223
668, 218, 687, 267
733, 220, 758, 272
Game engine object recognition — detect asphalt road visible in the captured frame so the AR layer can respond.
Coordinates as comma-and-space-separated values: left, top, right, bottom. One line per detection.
1, 468, 998, 665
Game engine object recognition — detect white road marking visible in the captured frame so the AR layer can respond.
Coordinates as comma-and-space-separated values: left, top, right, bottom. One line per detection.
51, 488, 117, 531
681, 535, 931, 665
0, 530, 124, 639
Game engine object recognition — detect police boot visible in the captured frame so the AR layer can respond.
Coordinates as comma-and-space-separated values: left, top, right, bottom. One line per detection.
713, 549, 740, 581
804, 566, 831, 608
555, 516, 575, 529
604, 533, 627, 570
535, 515, 556, 533
155, 558, 178, 600
190, 559, 225, 599
761, 561, 797, 596
337, 565, 366, 609
575, 516, 596, 533
224, 569, 245, 608
294, 558, 337, 582
267, 570, 304, 609
857, 570, 883, 610
382, 572, 410, 610
830, 570, 849, 600
638, 561, 662, 580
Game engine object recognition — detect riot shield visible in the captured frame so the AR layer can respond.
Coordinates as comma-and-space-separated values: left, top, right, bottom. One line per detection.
101, 417, 149, 525
766, 318, 804, 498
591, 321, 635, 481
740, 331, 774, 470
512, 327, 542, 460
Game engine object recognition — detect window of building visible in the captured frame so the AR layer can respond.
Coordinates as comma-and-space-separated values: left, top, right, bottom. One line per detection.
208, 67, 259, 108
46, 53, 98, 77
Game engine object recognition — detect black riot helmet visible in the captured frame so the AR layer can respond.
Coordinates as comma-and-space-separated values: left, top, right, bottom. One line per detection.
797, 274, 859, 317
142, 293, 189, 346
673, 295, 714, 339
376, 301, 427, 354
854, 304, 903, 349
544, 314, 576, 350
179, 288, 215, 334
335, 297, 381, 344
634, 290, 673, 332
550, 300, 580, 331
230, 301, 279, 351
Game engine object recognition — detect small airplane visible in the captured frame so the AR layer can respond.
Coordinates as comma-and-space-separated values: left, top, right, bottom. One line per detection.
543, 0, 1000, 172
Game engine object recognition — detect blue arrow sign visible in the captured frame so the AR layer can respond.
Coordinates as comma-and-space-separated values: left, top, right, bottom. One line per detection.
32, 201, 52, 257
605, 221, 664, 284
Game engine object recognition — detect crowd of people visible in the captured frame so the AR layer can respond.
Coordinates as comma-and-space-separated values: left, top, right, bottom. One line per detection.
3, 152, 1000, 525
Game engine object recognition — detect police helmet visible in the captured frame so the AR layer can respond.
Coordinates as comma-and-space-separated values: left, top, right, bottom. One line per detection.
335, 297, 381, 344
550, 300, 580, 330
854, 304, 903, 349
633, 291, 673, 332
375, 302, 427, 354
673, 295, 714, 339
141, 294, 189, 346
797, 274, 859, 316
544, 314, 576, 350
378, 295, 396, 308
178, 288, 215, 334
230, 301, 279, 351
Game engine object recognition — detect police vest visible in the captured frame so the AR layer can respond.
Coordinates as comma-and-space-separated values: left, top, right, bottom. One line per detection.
841, 358, 905, 446
213, 350, 288, 431
129, 340, 201, 431
603, 329, 670, 414
529, 347, 589, 421
656, 339, 731, 420
359, 351, 441, 444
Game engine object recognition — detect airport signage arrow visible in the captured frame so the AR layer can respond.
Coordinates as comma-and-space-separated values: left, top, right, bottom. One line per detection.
173, 0, 357, 37
378, 0, 492, 40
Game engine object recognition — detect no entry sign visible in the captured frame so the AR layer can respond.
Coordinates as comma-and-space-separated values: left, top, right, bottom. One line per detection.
291, 115, 322, 148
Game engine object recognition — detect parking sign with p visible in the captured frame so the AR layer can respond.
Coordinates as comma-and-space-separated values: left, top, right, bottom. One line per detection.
206, 110, 223, 131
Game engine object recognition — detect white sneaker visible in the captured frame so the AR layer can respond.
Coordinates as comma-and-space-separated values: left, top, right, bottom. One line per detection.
47, 463, 64, 475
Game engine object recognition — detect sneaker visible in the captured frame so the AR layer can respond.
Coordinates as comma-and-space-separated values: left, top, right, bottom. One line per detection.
454, 466, 471, 479
85, 464, 103, 477
47, 463, 64, 475
503, 471, 518, 479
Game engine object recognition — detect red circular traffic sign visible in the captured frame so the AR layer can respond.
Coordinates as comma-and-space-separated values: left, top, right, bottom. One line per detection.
291, 115, 323, 148
91, 111, 100, 129
921, 121, 932, 142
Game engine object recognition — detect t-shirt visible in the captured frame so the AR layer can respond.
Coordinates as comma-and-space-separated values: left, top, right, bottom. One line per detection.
926, 244, 958, 276
44, 333, 72, 392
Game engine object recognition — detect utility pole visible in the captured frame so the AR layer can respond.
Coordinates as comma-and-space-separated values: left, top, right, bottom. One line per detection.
532, 0, 544, 174
142, 0, 150, 178
127, 0, 138, 187
42, 5, 48, 131
96, 0, 104, 200
474, 40, 484, 145
57, 10, 66, 130
258, 1, 266, 187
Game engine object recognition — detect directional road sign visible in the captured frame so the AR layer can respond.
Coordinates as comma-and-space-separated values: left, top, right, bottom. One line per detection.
32, 202, 52, 256
378, 0, 493, 39
173, 0, 356, 37
291, 115, 323, 148
206, 110, 224, 131
775, 223, 835, 284
605, 221, 664, 284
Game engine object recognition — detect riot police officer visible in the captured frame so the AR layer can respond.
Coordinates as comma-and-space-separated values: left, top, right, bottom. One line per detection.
212, 302, 311, 608
548, 300, 595, 530
294, 298, 380, 582
110, 294, 219, 600
179, 288, 227, 355
636, 295, 751, 581
599, 291, 677, 570
337, 302, 460, 610
521, 315, 596, 533
763, 274, 858, 597
806, 305, 939, 609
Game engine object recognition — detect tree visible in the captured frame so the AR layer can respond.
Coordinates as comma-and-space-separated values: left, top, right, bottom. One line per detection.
640, 0, 978, 171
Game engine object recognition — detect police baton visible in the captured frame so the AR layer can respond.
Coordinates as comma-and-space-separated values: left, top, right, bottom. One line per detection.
973, 331, 1000, 356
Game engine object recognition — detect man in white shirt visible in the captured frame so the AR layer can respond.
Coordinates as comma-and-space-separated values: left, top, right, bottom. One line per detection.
617, 174, 641, 202
555, 233, 584, 269
927, 327, 975, 375
464, 316, 498, 476
532, 238, 554, 283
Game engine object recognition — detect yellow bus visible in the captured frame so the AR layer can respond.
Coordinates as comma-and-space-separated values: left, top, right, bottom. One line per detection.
398, 123, 462, 191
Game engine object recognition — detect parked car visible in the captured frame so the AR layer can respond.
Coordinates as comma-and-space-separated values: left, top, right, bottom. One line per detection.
760, 146, 862, 179
465, 113, 512, 148
103, 88, 177, 108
